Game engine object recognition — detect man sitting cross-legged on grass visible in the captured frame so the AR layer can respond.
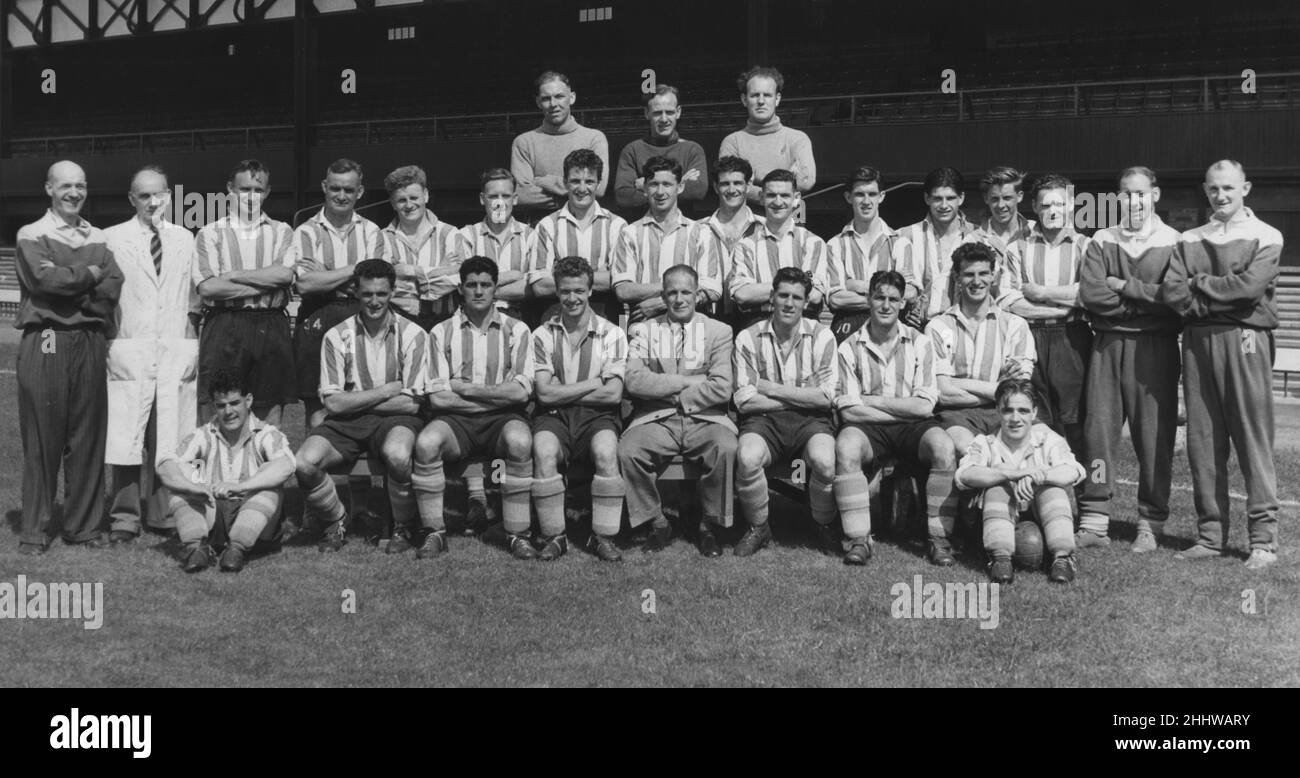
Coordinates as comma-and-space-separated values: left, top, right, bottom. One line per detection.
414, 257, 536, 560
833, 270, 959, 567
531, 256, 629, 562
732, 267, 840, 557
619, 264, 738, 557
953, 378, 1085, 584
294, 259, 428, 555
156, 368, 296, 573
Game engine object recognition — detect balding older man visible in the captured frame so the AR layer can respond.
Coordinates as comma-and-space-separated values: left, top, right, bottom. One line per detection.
14, 161, 124, 554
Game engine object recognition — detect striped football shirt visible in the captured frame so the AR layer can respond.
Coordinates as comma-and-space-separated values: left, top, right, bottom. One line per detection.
730, 221, 830, 309
194, 213, 296, 310
531, 202, 627, 283
896, 214, 978, 319
733, 317, 838, 407
1001, 224, 1090, 317
319, 311, 428, 400
426, 308, 535, 396
612, 212, 723, 309
835, 323, 939, 410
954, 423, 1086, 490
925, 304, 1035, 386
381, 212, 464, 316
532, 312, 628, 387
157, 415, 294, 481
826, 219, 909, 297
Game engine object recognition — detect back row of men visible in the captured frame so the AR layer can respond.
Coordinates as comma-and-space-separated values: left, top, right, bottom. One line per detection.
15, 146, 1282, 577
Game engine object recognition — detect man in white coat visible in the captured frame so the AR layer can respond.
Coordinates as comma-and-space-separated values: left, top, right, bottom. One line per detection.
103, 165, 200, 542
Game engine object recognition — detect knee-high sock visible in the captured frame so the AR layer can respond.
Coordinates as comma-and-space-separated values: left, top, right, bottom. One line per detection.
171, 496, 212, 545
412, 460, 446, 531
230, 496, 275, 551
502, 459, 534, 535
835, 472, 872, 540
303, 473, 346, 526
926, 468, 958, 542
388, 475, 416, 532
982, 485, 1016, 558
736, 468, 770, 527
466, 475, 487, 504
532, 474, 566, 537
1037, 486, 1076, 556
808, 472, 836, 526
591, 474, 625, 537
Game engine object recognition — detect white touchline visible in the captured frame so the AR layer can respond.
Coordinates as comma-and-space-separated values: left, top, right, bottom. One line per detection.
1113, 477, 1300, 508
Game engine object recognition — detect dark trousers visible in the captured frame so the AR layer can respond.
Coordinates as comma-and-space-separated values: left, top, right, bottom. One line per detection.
18, 327, 109, 546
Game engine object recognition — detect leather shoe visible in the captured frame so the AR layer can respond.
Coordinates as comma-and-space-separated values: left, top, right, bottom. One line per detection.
219, 544, 248, 573
82, 534, 111, 549
416, 529, 448, 559
927, 540, 956, 567
318, 520, 347, 553
644, 524, 672, 553
181, 542, 214, 573
697, 528, 722, 558
843, 540, 872, 566
465, 499, 490, 536
508, 533, 538, 560
589, 534, 622, 562
109, 530, 137, 546
987, 556, 1014, 584
538, 533, 569, 561
733, 523, 772, 557
386, 527, 413, 555
1048, 553, 1078, 583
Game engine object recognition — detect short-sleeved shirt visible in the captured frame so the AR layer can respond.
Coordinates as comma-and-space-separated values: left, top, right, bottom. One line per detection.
1001, 224, 1090, 317
701, 209, 762, 314
733, 317, 837, 408
158, 415, 294, 482
380, 212, 463, 314
426, 308, 535, 396
612, 212, 722, 302
532, 312, 628, 388
293, 210, 386, 300
925, 303, 1036, 386
826, 219, 909, 298
895, 215, 979, 319
531, 202, 627, 284
194, 214, 296, 310
835, 323, 939, 411
954, 423, 1086, 490
319, 311, 428, 400
459, 219, 537, 312
730, 221, 830, 306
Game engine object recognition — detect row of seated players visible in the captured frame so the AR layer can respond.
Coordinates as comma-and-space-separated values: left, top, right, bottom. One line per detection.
167, 253, 1084, 590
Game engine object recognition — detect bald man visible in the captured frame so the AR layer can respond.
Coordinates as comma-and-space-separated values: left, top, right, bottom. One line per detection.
1163, 160, 1284, 570
14, 161, 125, 554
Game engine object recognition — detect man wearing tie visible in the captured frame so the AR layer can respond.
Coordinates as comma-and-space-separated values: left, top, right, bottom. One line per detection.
103, 165, 200, 543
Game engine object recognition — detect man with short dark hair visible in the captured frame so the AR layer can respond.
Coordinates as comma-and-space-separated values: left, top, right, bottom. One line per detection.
613, 156, 722, 325
701, 156, 763, 322
293, 158, 386, 430
414, 257, 536, 560
619, 265, 737, 557
732, 267, 839, 557
15, 160, 124, 554
615, 84, 708, 215
827, 166, 912, 343
833, 270, 959, 567
294, 260, 428, 555
896, 167, 977, 328
531, 256, 629, 562
156, 369, 296, 573
194, 159, 297, 427
512, 71, 610, 213
730, 169, 829, 329
719, 66, 815, 205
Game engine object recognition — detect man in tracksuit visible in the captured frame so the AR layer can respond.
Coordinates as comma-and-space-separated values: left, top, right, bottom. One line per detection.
1078, 167, 1182, 553
1162, 160, 1283, 570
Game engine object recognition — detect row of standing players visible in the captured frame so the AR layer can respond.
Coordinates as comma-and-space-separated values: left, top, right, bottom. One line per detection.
11, 152, 1283, 582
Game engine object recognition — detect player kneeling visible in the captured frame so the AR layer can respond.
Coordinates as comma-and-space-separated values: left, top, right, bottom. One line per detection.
531, 257, 629, 561
156, 369, 296, 573
732, 268, 840, 556
414, 257, 536, 559
953, 379, 1086, 584
295, 260, 428, 555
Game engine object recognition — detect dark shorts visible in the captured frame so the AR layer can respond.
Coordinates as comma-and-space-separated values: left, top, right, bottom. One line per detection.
740, 409, 835, 463
439, 409, 530, 460
396, 301, 455, 332
199, 309, 296, 406
843, 418, 942, 466
830, 311, 871, 344
294, 297, 359, 400
310, 413, 423, 464
937, 405, 1002, 436
533, 405, 622, 463
1030, 320, 1092, 426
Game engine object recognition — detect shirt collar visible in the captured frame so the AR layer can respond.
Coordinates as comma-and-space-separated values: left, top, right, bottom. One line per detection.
980, 212, 1030, 238
994, 424, 1051, 459
1027, 223, 1081, 247
840, 218, 890, 244
205, 413, 265, 451
923, 212, 972, 236
354, 310, 397, 339
224, 211, 272, 231
558, 202, 608, 226
477, 218, 526, 239
385, 210, 438, 234
1210, 206, 1256, 232
545, 310, 600, 335
44, 209, 92, 237
456, 307, 503, 332
638, 210, 686, 233
313, 208, 364, 234
1117, 212, 1168, 243
943, 300, 999, 326
758, 317, 816, 342
760, 219, 798, 241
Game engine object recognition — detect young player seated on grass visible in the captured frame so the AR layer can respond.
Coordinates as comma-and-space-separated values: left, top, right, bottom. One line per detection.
953, 378, 1085, 584
156, 369, 296, 574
